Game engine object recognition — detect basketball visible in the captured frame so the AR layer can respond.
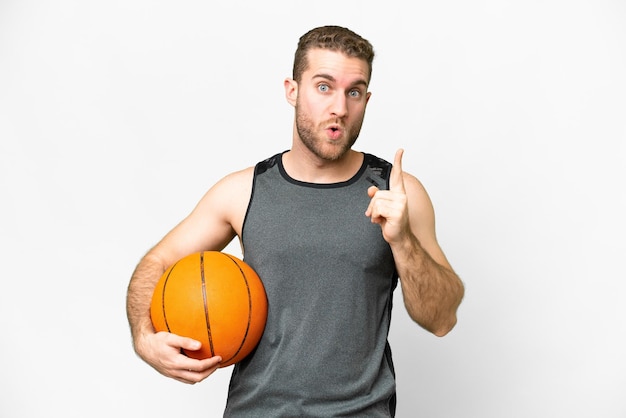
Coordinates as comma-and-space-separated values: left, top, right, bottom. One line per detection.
150, 251, 268, 367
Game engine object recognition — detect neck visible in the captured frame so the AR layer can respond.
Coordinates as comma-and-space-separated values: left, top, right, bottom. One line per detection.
282, 146, 363, 184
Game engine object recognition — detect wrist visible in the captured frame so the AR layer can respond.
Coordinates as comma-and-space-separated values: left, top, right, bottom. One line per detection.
131, 320, 156, 354
390, 230, 420, 254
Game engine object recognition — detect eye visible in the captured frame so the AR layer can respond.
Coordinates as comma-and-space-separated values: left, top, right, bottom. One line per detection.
318, 84, 330, 93
348, 89, 361, 98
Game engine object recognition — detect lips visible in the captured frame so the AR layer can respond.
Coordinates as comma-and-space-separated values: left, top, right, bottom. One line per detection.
326, 124, 343, 140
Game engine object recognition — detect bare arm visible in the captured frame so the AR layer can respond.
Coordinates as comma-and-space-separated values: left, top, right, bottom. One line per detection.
126, 167, 253, 383
366, 150, 464, 336
386, 186, 464, 336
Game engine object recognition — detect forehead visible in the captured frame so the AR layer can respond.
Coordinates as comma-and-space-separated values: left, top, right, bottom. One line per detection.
303, 48, 370, 85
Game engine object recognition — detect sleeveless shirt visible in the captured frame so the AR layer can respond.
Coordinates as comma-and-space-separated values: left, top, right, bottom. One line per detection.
223, 152, 398, 417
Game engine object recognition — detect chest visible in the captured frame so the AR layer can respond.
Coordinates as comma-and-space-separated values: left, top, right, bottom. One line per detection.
244, 176, 389, 263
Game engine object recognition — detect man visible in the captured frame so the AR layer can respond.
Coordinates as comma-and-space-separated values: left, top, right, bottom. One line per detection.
127, 25, 464, 417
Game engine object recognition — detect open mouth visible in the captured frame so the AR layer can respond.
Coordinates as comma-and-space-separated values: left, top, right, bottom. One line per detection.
327, 124, 343, 140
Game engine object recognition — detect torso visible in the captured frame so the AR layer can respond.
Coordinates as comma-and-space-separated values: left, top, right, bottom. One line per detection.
223, 152, 398, 417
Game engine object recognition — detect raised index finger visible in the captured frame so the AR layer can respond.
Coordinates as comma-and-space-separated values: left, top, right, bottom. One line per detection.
390, 148, 405, 192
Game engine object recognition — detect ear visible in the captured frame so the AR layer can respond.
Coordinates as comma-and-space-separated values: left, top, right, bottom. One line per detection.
284, 78, 298, 106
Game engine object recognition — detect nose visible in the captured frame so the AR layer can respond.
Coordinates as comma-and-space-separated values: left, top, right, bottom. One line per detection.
330, 92, 348, 118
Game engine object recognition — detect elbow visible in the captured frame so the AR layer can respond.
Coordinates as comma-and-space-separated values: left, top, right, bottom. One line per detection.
406, 279, 464, 337
408, 311, 458, 337
432, 282, 464, 337
431, 315, 457, 337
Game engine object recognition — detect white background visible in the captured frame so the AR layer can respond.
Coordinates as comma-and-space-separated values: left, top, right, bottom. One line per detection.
1, 1, 625, 417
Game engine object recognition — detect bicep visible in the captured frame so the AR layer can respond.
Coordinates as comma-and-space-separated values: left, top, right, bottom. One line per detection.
404, 174, 453, 270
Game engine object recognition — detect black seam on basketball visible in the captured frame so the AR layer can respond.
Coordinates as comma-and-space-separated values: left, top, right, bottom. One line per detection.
161, 261, 179, 333
201, 252, 215, 356
224, 254, 253, 363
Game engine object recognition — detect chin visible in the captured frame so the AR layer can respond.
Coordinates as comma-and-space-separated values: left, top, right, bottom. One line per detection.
316, 143, 351, 162
298, 132, 357, 162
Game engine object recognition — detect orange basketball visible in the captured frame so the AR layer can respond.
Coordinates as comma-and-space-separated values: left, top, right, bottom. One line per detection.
150, 251, 267, 367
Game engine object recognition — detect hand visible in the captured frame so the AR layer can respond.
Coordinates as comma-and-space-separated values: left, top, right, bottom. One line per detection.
365, 149, 411, 245
135, 331, 222, 385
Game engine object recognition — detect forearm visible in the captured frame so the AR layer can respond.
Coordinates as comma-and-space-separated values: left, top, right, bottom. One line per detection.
126, 252, 167, 348
393, 234, 464, 337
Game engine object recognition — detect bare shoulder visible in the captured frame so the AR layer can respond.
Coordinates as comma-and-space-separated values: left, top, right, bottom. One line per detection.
196, 166, 255, 233
213, 166, 255, 195
197, 166, 254, 202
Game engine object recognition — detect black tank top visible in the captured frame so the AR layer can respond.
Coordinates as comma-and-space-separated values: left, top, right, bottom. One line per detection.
224, 152, 398, 417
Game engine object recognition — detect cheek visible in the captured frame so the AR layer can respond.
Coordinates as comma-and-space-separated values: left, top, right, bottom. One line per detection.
348, 103, 367, 121
299, 101, 326, 123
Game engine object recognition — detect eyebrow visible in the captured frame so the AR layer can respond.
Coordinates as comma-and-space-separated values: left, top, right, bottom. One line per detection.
312, 73, 369, 89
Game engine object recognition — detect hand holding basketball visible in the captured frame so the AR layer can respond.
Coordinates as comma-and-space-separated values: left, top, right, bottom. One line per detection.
135, 330, 222, 385
150, 251, 268, 367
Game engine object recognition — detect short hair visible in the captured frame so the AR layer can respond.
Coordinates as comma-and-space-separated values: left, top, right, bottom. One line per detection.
292, 26, 375, 83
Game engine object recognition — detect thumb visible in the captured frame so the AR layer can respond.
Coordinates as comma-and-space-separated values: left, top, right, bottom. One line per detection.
178, 336, 202, 351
